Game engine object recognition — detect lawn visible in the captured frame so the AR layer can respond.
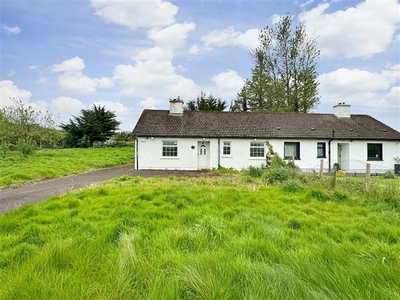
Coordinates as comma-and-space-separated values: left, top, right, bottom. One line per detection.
0, 147, 134, 186
0, 174, 399, 299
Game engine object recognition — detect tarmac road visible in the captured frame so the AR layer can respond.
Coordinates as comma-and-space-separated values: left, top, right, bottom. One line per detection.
0, 164, 204, 215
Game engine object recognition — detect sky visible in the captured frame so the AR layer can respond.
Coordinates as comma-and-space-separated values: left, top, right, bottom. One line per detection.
1, 0, 399, 132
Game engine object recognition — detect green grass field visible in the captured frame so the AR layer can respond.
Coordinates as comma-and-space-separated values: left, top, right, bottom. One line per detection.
0, 174, 399, 299
0, 147, 134, 186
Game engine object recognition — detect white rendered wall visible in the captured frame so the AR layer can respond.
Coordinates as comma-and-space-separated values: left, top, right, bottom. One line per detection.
136, 137, 199, 170
135, 137, 399, 173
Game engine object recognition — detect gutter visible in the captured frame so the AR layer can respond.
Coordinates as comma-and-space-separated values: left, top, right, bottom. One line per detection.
134, 138, 139, 170
328, 130, 335, 173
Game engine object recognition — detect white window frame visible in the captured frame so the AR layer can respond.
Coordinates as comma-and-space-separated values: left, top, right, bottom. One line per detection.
250, 142, 265, 158
162, 140, 178, 157
222, 141, 231, 156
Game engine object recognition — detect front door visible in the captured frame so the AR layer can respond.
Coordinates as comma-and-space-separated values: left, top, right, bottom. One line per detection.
197, 141, 210, 169
337, 143, 349, 171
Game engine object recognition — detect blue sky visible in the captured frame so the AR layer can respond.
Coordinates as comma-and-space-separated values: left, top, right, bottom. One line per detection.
1, 0, 399, 132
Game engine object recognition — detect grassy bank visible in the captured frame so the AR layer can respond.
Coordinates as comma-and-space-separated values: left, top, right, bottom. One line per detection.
0, 175, 399, 299
0, 147, 134, 186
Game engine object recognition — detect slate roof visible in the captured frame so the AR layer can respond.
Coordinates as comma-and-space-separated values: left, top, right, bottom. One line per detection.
132, 110, 400, 140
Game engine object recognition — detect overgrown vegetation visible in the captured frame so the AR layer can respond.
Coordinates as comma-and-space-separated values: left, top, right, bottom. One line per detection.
0, 174, 399, 299
0, 147, 133, 186
0, 99, 64, 158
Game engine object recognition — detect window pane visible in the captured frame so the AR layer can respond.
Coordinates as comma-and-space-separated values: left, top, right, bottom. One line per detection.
250, 142, 264, 157
162, 141, 178, 157
367, 143, 382, 160
223, 141, 231, 155
317, 142, 325, 158
284, 142, 300, 159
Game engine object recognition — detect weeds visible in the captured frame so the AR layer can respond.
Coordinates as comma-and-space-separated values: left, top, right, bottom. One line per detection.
0, 176, 399, 299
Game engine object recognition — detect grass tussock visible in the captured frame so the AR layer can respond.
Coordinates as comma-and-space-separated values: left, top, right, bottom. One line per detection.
0, 174, 399, 299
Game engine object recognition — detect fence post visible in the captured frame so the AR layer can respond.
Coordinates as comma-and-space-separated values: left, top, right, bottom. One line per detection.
330, 164, 337, 189
319, 159, 324, 177
365, 163, 371, 191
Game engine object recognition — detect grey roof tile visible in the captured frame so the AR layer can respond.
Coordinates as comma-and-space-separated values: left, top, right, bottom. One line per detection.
132, 110, 400, 140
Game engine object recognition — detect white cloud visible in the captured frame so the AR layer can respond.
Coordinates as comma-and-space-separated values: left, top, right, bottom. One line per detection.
0, 81, 32, 107
319, 65, 399, 109
4, 25, 21, 34
51, 57, 113, 93
148, 22, 196, 49
47, 96, 86, 122
211, 70, 245, 99
113, 60, 198, 103
90, 0, 178, 31
93, 100, 129, 117
384, 86, 400, 106
319, 68, 397, 94
133, 46, 174, 62
271, 14, 284, 24
138, 96, 162, 109
298, 0, 314, 9
201, 26, 259, 49
299, 0, 400, 58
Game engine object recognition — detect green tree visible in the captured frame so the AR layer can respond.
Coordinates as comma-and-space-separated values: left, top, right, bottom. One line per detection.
61, 104, 121, 148
186, 92, 228, 111
0, 98, 63, 156
232, 14, 320, 112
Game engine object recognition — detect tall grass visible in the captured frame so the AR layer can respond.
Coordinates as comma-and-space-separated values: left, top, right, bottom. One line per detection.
0, 175, 399, 299
0, 147, 133, 186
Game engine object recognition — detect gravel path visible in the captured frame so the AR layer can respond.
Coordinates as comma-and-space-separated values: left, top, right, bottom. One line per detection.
0, 164, 204, 215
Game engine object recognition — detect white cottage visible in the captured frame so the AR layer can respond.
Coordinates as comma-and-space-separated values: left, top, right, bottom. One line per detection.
132, 98, 400, 174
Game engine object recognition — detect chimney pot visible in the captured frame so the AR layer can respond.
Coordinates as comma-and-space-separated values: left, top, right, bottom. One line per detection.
169, 96, 184, 115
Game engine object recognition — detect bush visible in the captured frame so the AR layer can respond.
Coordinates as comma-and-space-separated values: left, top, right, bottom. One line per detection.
383, 171, 395, 179
248, 165, 264, 178
263, 167, 290, 184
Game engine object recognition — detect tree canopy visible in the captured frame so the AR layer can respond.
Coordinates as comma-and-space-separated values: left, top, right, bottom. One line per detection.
232, 15, 320, 113
61, 104, 121, 148
185, 92, 228, 111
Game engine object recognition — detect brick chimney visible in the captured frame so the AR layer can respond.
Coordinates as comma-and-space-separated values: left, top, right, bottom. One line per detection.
333, 102, 351, 118
169, 96, 184, 116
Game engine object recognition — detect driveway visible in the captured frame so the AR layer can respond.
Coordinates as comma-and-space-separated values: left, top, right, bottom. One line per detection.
0, 164, 205, 215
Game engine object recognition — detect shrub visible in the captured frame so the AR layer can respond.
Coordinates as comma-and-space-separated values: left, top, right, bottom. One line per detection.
16, 138, 36, 157
281, 180, 303, 192
248, 165, 264, 178
263, 167, 290, 184
383, 171, 395, 179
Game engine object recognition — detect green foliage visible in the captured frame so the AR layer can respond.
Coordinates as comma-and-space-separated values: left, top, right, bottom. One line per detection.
247, 165, 265, 178
16, 138, 36, 157
232, 14, 320, 113
384, 170, 395, 179
185, 91, 228, 111
61, 104, 121, 148
0, 98, 63, 157
0, 176, 399, 299
263, 167, 291, 184
247, 154, 297, 184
